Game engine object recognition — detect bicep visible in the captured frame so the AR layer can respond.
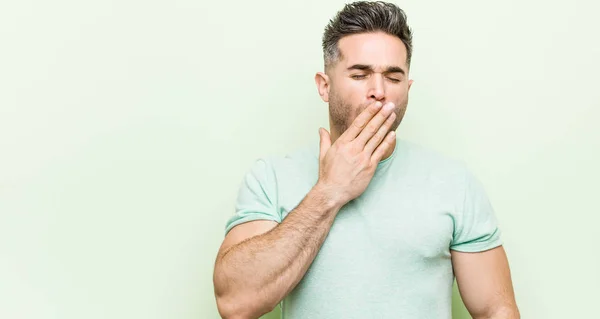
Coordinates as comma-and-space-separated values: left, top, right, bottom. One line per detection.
217, 220, 279, 257
451, 246, 517, 317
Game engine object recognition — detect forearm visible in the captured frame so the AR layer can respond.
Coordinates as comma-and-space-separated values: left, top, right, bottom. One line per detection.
214, 185, 341, 318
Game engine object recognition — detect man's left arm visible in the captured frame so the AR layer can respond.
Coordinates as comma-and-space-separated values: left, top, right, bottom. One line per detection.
451, 246, 520, 319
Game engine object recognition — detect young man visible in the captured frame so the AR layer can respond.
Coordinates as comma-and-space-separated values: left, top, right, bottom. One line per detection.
213, 2, 519, 318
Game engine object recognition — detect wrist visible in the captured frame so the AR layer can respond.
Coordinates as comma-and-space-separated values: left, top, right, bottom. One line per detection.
310, 182, 346, 211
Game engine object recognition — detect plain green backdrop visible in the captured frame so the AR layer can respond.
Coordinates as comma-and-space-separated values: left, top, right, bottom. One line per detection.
1, 0, 598, 318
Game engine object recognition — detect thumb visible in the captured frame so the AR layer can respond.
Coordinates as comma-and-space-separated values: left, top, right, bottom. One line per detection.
318, 127, 331, 161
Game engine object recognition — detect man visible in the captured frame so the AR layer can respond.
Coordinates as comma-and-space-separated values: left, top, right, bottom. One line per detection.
213, 1, 519, 318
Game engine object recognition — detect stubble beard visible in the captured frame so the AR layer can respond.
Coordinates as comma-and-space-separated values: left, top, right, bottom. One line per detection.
328, 89, 408, 138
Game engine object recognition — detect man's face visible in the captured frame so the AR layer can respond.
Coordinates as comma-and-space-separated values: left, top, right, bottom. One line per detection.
317, 31, 413, 136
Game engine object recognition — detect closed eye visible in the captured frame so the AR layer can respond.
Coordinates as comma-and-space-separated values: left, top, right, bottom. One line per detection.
350, 74, 367, 80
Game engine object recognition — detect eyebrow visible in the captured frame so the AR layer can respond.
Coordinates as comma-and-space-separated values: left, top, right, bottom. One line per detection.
347, 64, 406, 75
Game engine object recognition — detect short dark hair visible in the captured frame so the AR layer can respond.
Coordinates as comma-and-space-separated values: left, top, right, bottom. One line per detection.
322, 1, 413, 69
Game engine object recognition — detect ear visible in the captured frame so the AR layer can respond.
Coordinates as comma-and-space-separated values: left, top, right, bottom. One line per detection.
314, 72, 330, 102
408, 79, 414, 91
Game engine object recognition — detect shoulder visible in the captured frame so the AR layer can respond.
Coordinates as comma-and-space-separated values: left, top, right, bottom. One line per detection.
256, 142, 319, 173
243, 142, 319, 181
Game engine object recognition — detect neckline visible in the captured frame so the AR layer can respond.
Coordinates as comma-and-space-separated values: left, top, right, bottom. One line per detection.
377, 138, 399, 166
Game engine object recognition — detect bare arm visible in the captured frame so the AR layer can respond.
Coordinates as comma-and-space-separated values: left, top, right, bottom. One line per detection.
213, 101, 398, 319
213, 185, 341, 319
451, 246, 520, 319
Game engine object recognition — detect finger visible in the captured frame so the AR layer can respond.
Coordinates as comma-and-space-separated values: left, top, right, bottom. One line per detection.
354, 102, 395, 147
363, 112, 396, 155
371, 131, 396, 163
318, 127, 331, 162
339, 101, 383, 142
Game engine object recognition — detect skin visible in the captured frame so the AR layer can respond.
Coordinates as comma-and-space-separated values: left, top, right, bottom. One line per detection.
315, 31, 413, 160
317, 31, 519, 318
213, 31, 519, 319
213, 100, 396, 319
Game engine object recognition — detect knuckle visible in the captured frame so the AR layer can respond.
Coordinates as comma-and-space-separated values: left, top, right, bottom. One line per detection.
349, 143, 362, 154
375, 142, 387, 154
330, 143, 340, 153
359, 154, 371, 166
353, 121, 366, 130
365, 124, 377, 135
340, 143, 354, 155
373, 131, 384, 141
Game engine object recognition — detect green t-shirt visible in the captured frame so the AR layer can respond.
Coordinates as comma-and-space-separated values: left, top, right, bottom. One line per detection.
225, 138, 502, 318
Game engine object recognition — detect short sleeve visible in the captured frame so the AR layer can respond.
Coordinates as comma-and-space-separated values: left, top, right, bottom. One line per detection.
224, 158, 282, 235
450, 166, 503, 252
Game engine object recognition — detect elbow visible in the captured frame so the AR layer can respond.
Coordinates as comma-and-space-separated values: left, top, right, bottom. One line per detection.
475, 305, 520, 319
215, 289, 277, 319
215, 296, 245, 319
496, 307, 520, 319
213, 265, 278, 318
215, 292, 250, 319
493, 305, 520, 319
214, 280, 248, 319
214, 266, 249, 318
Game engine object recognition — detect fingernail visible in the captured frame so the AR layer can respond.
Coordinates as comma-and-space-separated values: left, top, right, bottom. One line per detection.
375, 101, 383, 108
384, 102, 395, 111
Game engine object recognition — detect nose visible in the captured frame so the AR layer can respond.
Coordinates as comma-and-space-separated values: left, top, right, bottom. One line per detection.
367, 74, 385, 101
